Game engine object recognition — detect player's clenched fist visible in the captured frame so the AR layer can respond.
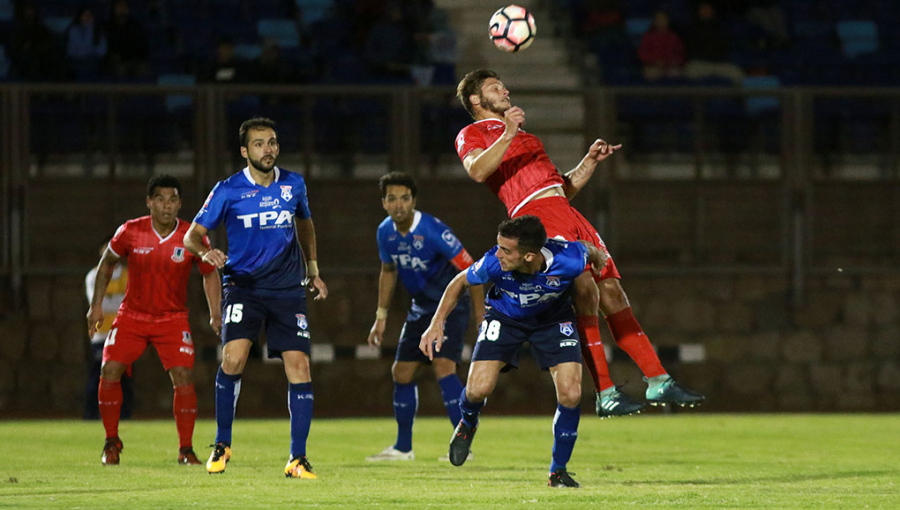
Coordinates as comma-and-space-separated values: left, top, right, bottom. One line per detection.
502, 106, 525, 138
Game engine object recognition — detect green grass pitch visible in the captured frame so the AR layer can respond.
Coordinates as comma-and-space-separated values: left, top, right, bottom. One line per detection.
1, 414, 898, 509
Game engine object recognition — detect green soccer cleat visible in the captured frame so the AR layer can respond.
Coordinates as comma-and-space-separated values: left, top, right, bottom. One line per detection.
645, 377, 705, 407
595, 389, 646, 418
548, 469, 580, 488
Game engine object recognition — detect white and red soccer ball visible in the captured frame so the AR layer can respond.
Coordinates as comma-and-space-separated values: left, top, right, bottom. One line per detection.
489, 4, 536, 53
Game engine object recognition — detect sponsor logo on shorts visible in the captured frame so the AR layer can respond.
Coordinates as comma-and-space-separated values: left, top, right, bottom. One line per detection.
559, 321, 574, 336
559, 339, 578, 348
179, 346, 194, 355
297, 331, 310, 338
296, 314, 308, 330
172, 247, 185, 263
182, 331, 192, 345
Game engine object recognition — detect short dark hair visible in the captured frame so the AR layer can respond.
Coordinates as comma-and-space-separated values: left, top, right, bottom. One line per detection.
378, 171, 418, 198
498, 215, 546, 254
147, 174, 182, 197
457, 69, 501, 119
239, 117, 277, 147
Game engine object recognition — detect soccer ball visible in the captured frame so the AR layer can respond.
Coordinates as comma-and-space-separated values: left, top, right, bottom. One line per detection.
489, 5, 536, 53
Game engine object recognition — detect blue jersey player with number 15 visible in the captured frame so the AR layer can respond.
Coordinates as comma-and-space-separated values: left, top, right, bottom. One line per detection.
184, 117, 328, 480
421, 215, 608, 488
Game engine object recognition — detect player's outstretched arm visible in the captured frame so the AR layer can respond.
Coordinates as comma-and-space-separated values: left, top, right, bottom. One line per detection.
202, 269, 223, 336
563, 138, 622, 200
86, 248, 120, 338
367, 263, 397, 347
420, 270, 470, 360
578, 241, 610, 278
296, 217, 328, 300
463, 107, 525, 183
184, 222, 227, 268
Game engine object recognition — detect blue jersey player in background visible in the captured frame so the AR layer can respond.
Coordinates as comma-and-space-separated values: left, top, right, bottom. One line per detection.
365, 172, 484, 462
184, 117, 328, 479
421, 215, 608, 488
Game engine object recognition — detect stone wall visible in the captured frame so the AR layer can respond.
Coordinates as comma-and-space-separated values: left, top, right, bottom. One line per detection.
2, 271, 898, 417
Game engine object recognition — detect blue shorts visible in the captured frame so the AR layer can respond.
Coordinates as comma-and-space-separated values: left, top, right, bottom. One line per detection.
221, 285, 310, 359
471, 311, 582, 371
397, 305, 468, 364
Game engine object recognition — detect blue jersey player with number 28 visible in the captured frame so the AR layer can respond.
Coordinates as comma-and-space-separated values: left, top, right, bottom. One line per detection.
184, 117, 328, 480
421, 215, 608, 488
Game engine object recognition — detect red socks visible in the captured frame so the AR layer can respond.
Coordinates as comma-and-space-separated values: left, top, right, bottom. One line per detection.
173, 384, 197, 449
576, 315, 615, 392
606, 307, 666, 378
98, 378, 122, 439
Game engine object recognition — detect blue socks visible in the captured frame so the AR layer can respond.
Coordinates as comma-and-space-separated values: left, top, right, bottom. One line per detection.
550, 404, 580, 473
459, 387, 485, 429
392, 382, 418, 452
288, 382, 314, 459
214, 367, 242, 445
438, 374, 464, 427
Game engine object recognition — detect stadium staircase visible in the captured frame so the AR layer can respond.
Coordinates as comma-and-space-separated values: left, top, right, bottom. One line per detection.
435, 0, 589, 172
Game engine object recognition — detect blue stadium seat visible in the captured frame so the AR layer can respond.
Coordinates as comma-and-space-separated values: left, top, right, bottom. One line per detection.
257, 19, 301, 48
743, 76, 781, 115
296, 0, 335, 27
157, 74, 196, 112
234, 44, 263, 60
836, 20, 879, 58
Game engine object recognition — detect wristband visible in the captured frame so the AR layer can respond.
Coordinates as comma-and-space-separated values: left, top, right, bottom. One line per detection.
376, 307, 389, 320
307, 260, 319, 276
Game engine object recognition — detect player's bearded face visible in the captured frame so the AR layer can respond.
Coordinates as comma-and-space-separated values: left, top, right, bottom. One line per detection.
249, 153, 277, 173
480, 92, 511, 114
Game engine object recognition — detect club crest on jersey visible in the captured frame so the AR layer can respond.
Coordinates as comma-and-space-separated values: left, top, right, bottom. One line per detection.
413, 235, 424, 250
182, 331, 192, 345
296, 314, 308, 330
171, 247, 185, 262
559, 321, 574, 336
280, 185, 293, 202
546, 276, 560, 287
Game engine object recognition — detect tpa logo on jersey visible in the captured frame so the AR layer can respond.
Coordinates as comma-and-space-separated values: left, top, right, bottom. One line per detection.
296, 314, 308, 330
171, 247, 185, 263
413, 235, 424, 250
545, 276, 560, 287
182, 331, 193, 345
280, 185, 293, 201
391, 254, 428, 270
236, 210, 294, 228
559, 322, 574, 336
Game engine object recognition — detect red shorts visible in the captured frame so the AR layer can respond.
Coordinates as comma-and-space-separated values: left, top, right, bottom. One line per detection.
514, 195, 621, 281
103, 314, 195, 370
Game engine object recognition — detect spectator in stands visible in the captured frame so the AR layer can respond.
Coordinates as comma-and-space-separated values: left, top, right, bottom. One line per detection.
105, 0, 150, 79
8, 2, 63, 81
637, 11, 685, 81
66, 6, 107, 81
579, 0, 628, 51
683, 2, 745, 84
201, 38, 246, 83
363, 2, 414, 82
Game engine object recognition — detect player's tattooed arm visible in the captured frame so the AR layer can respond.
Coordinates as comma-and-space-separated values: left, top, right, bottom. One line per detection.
563, 139, 622, 200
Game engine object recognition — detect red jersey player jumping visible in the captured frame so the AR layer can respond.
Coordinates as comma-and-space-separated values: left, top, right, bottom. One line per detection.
87, 174, 222, 465
455, 69, 704, 417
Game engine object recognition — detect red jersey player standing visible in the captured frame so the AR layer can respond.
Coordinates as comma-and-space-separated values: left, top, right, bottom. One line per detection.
454, 69, 704, 417
87, 174, 222, 465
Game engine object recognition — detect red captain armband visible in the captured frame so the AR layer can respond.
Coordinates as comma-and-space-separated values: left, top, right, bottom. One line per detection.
450, 250, 475, 271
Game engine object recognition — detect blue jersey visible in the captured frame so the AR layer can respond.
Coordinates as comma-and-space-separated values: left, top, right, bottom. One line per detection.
377, 210, 469, 314
466, 239, 588, 323
193, 167, 311, 291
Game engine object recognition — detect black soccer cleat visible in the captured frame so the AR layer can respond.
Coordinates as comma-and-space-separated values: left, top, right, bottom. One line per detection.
595, 389, 646, 418
645, 377, 705, 407
448, 420, 477, 467
548, 469, 580, 488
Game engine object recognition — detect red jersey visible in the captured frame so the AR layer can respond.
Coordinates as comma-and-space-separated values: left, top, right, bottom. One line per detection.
455, 118, 566, 216
108, 216, 215, 321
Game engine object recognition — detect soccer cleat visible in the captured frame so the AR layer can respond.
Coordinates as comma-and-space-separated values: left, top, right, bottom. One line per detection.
595, 389, 646, 418
285, 456, 317, 479
178, 447, 202, 465
448, 421, 477, 467
548, 469, 580, 488
438, 449, 473, 462
101, 437, 123, 465
365, 446, 415, 461
206, 442, 232, 474
645, 377, 705, 407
